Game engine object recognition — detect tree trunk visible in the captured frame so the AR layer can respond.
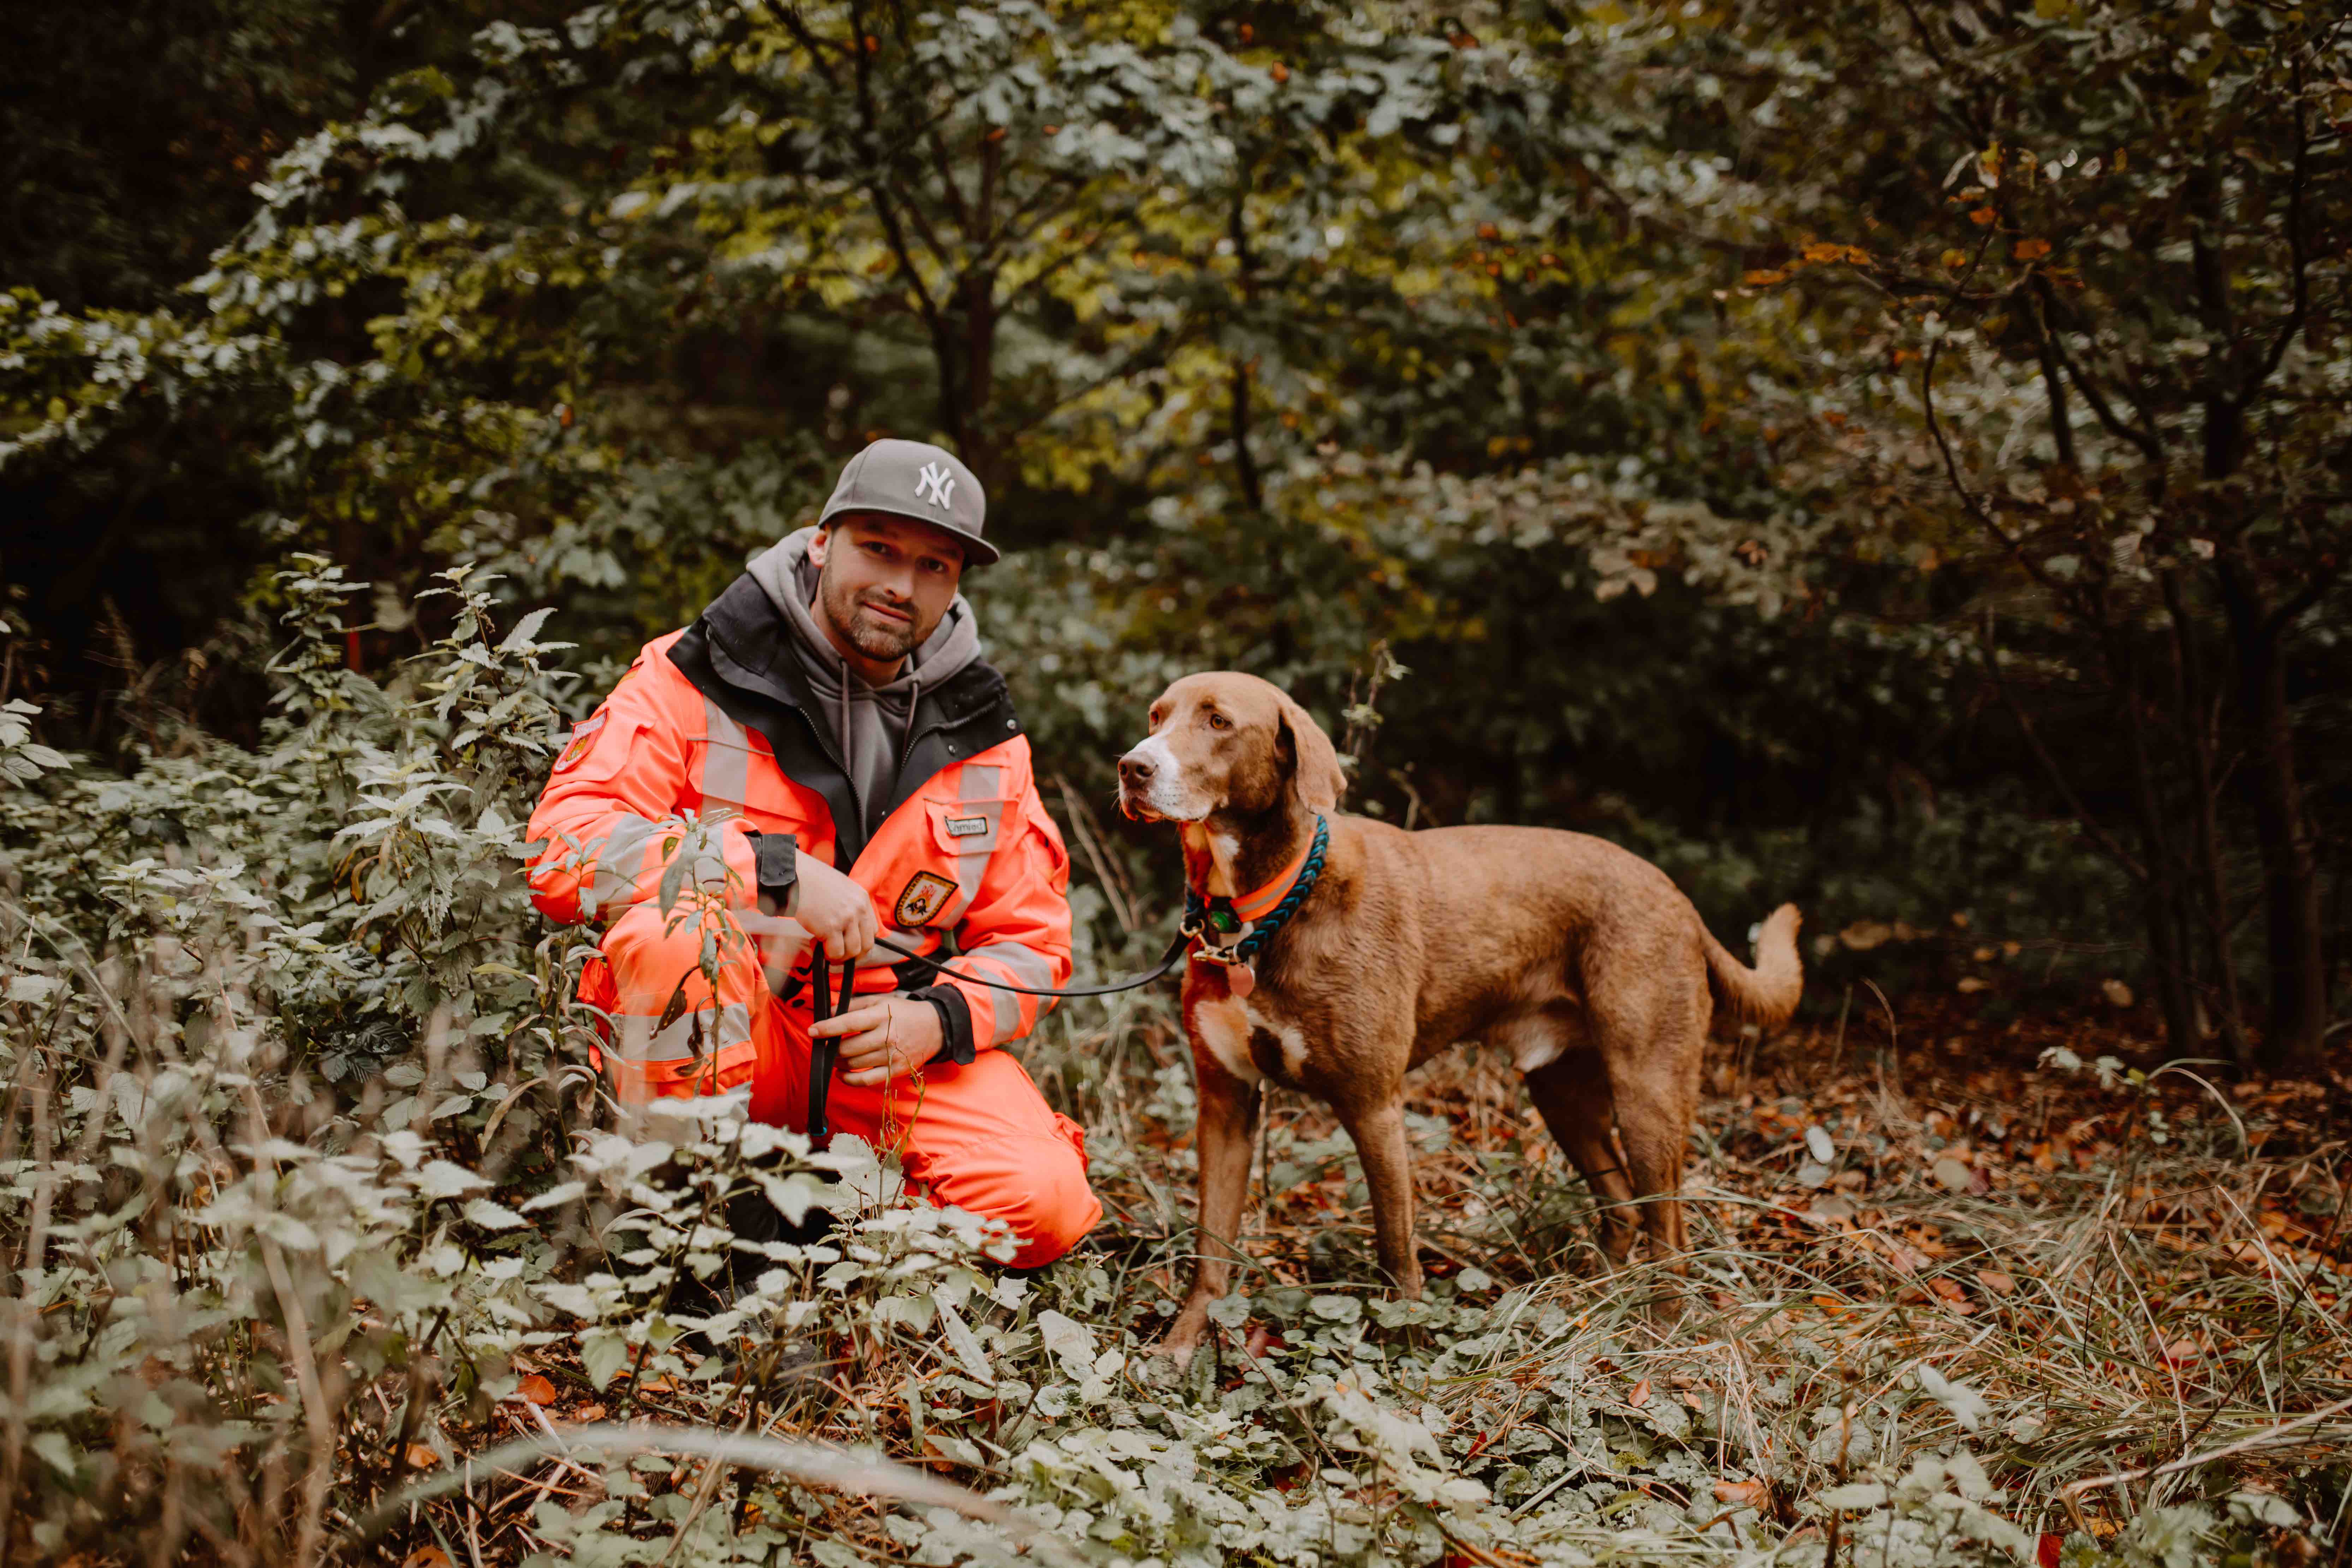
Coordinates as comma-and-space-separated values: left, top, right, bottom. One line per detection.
934, 268, 1000, 488
2115, 672, 2203, 1058
2225, 611, 2329, 1075
2162, 569, 2253, 1071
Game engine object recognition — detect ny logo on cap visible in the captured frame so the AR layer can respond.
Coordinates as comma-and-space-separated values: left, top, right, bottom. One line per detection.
914, 461, 956, 509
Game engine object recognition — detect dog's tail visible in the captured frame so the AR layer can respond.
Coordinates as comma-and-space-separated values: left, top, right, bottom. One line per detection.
1702, 903, 1804, 1032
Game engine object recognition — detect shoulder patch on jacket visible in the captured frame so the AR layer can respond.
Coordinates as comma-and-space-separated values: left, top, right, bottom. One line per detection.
554, 713, 607, 773
894, 870, 958, 927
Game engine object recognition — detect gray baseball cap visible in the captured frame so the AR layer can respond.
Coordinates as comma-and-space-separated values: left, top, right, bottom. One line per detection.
816, 439, 998, 565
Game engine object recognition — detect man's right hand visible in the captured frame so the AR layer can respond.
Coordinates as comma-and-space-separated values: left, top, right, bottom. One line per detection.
787, 850, 878, 961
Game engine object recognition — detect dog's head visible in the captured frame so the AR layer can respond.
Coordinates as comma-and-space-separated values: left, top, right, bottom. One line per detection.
1116, 672, 1346, 825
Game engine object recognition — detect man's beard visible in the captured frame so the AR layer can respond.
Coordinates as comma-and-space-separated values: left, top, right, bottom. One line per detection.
818, 569, 925, 664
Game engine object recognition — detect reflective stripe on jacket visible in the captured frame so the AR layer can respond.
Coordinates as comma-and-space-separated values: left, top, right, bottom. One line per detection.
527, 573, 1073, 1069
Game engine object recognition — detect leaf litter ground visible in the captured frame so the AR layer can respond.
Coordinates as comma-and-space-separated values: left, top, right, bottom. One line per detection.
411, 998, 2350, 1566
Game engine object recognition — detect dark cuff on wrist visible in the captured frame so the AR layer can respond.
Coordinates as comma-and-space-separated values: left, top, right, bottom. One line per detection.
746, 830, 798, 913
909, 985, 975, 1065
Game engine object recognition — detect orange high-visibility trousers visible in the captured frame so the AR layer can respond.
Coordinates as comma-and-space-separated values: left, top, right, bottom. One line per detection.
591, 902, 1100, 1266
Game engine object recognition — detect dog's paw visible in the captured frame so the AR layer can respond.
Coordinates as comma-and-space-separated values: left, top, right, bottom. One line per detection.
1144, 1334, 1200, 1376
1137, 1333, 1220, 1401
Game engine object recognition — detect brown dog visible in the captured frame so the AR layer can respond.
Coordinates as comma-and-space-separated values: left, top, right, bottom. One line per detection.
1117, 672, 1803, 1363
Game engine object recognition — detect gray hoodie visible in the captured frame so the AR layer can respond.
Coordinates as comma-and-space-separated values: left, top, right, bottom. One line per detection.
746, 527, 984, 839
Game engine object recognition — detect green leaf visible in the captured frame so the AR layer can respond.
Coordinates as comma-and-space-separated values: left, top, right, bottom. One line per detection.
29, 1431, 76, 1477
579, 1329, 630, 1392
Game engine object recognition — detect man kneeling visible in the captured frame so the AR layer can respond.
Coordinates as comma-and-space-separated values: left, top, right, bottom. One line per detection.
526, 440, 1098, 1265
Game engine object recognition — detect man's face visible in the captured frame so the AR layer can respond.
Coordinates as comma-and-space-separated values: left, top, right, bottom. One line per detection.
809, 513, 966, 665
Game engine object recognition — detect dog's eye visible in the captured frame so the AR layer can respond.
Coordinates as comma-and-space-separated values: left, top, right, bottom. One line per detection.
1205, 711, 1231, 731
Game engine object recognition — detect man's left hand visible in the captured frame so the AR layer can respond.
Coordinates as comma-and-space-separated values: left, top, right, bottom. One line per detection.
811, 997, 943, 1086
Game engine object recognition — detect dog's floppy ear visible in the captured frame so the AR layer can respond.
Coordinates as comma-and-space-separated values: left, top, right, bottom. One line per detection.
1278, 694, 1347, 813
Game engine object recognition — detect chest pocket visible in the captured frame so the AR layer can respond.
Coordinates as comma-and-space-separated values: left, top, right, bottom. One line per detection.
927, 797, 1011, 858
695, 700, 761, 817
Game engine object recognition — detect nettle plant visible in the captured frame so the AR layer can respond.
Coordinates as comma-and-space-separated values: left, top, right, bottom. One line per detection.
0, 565, 954, 1564
0, 560, 574, 1553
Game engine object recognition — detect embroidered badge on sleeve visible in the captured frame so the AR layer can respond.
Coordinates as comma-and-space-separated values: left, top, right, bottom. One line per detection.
554, 713, 607, 773
893, 870, 958, 926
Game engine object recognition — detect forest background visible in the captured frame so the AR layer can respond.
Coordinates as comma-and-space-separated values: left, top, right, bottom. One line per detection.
1, 2, 2348, 1566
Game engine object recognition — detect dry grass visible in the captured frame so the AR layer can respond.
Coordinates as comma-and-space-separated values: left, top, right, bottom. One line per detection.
22, 978, 2340, 1567
1058, 992, 2352, 1550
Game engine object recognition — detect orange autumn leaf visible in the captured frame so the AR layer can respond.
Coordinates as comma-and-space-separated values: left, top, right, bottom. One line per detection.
1714, 1477, 1770, 1509
404, 1443, 439, 1471
1744, 268, 1790, 286
1269, 62, 1290, 83
575, 1402, 607, 1421
403, 1550, 453, 1568
2014, 237, 2053, 261
1626, 1378, 1653, 1408
1976, 1269, 2017, 1296
517, 1373, 557, 1406
1969, 207, 1997, 225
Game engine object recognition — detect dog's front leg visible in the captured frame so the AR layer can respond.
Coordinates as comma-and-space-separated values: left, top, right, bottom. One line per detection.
1343, 1102, 1424, 1300
1158, 1062, 1260, 1366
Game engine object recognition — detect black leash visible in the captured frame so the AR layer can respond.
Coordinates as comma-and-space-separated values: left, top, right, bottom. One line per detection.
803, 944, 858, 1149
869, 929, 1191, 998
798, 932, 1185, 1150
793, 828, 1330, 1132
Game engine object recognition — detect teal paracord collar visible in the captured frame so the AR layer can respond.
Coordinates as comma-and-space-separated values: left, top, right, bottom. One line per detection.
1183, 813, 1330, 965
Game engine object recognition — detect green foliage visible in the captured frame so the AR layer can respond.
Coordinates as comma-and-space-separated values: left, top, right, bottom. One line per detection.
0, 568, 2337, 1566
1, 4, 2347, 1553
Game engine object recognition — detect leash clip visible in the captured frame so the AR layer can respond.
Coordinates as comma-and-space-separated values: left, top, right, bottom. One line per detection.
1181, 916, 1252, 960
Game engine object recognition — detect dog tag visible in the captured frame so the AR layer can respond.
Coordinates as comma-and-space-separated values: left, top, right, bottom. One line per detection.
1227, 963, 1255, 999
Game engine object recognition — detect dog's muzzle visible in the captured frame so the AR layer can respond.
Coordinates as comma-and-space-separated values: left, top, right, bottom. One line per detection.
1115, 740, 1203, 823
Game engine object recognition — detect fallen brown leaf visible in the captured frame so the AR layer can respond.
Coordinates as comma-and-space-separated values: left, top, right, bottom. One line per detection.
1714, 1477, 1770, 1509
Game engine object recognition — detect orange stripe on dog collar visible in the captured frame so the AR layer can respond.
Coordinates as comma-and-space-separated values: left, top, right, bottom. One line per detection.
1229, 834, 1318, 923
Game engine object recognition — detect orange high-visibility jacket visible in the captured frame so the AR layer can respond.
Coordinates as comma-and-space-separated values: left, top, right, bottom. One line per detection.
526, 572, 1073, 1091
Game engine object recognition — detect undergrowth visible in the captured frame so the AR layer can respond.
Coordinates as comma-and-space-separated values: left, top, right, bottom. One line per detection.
0, 568, 2345, 1567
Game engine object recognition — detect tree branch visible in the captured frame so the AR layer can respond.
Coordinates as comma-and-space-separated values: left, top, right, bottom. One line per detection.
2034, 277, 2165, 466
2247, 51, 2311, 392
844, 0, 942, 329
1921, 234, 2066, 601
1981, 613, 2148, 884
2261, 550, 2345, 644
776, 6, 847, 83
2029, 288, 2077, 472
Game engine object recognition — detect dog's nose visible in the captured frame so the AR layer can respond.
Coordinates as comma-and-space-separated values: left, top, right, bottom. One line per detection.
1117, 752, 1155, 790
